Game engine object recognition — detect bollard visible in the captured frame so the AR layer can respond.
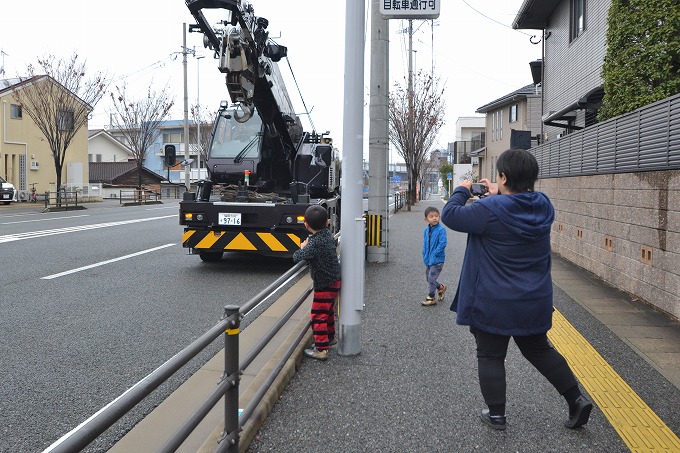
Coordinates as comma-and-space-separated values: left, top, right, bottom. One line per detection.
220, 305, 241, 453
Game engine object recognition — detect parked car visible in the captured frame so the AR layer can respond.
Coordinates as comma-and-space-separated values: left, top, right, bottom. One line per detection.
0, 176, 16, 205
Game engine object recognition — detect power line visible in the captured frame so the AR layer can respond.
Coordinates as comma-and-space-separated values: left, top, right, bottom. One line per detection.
460, 0, 534, 37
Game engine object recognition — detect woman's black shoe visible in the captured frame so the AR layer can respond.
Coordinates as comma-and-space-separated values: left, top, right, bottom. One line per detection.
565, 395, 593, 428
480, 409, 507, 430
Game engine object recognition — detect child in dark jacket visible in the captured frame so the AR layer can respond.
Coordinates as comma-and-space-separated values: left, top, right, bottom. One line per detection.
422, 206, 447, 306
293, 205, 341, 361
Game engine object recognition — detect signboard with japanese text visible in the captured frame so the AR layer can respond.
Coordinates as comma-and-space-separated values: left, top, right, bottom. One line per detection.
380, 0, 440, 19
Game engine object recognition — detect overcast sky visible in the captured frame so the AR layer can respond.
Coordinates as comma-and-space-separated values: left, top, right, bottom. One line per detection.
1, 0, 541, 156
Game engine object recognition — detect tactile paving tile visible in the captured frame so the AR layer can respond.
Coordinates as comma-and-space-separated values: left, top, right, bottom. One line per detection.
549, 309, 680, 452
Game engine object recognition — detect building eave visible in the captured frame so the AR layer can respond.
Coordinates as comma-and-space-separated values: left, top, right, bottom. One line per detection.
512, 0, 561, 30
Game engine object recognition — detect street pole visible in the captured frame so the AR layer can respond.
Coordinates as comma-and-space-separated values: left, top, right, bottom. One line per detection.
339, 0, 365, 356
183, 23, 190, 189
196, 54, 204, 180
367, 0, 389, 263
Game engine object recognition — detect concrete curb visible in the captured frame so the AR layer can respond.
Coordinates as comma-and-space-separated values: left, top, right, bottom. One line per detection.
197, 319, 313, 453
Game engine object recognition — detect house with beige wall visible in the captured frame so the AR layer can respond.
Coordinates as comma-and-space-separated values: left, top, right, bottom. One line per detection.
475, 84, 542, 181
0, 77, 89, 199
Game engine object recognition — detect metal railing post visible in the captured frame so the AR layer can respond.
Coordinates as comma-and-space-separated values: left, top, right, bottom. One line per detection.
219, 305, 241, 453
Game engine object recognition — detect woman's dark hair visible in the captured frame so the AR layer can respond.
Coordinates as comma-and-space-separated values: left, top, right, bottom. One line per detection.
304, 205, 329, 230
496, 149, 539, 193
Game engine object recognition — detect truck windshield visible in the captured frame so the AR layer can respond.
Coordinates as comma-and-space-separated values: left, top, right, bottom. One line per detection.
210, 111, 262, 159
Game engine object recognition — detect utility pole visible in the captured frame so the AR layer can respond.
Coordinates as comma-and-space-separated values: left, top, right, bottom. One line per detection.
339, 0, 366, 356
367, 0, 389, 263
183, 23, 190, 189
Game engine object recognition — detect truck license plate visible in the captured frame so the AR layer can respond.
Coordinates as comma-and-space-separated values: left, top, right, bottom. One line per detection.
219, 213, 242, 226
1, 194, 8, 199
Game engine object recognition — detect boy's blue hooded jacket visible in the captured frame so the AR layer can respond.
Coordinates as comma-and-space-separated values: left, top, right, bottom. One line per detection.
422, 222, 447, 266
441, 186, 555, 336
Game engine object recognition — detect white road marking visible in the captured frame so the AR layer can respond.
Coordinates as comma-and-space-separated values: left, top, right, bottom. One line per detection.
0, 215, 176, 243
0, 214, 90, 225
42, 243, 176, 280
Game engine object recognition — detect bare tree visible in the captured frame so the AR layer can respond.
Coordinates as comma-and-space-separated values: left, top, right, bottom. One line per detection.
190, 103, 213, 172
109, 84, 174, 189
389, 70, 446, 208
13, 53, 107, 203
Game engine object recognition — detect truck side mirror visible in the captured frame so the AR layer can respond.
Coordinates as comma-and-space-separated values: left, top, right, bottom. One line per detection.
315, 145, 332, 167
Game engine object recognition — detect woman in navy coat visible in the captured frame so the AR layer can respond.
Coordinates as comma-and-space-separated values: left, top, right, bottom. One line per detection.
441, 149, 592, 431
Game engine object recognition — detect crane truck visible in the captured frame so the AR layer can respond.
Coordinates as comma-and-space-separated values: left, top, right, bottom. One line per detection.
181, 0, 340, 261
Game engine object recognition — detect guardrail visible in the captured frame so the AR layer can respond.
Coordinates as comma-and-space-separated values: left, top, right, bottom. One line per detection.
44, 261, 311, 453
43, 190, 80, 210
118, 189, 161, 205
393, 190, 407, 212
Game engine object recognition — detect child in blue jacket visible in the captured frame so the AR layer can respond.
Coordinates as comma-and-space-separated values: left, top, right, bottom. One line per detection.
422, 206, 447, 306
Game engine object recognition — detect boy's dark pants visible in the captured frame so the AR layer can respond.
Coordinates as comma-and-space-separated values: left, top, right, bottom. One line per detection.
311, 280, 341, 350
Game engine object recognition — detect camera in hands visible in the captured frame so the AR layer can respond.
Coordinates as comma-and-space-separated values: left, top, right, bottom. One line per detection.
470, 183, 487, 197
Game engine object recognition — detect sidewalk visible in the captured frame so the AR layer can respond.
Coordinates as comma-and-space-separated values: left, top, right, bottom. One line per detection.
246, 199, 680, 453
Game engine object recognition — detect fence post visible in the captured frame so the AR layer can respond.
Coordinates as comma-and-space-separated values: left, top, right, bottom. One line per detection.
220, 305, 241, 453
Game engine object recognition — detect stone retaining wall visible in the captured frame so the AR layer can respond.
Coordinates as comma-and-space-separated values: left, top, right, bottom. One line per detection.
536, 170, 680, 320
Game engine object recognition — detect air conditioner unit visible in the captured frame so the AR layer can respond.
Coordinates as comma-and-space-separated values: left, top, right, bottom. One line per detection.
30, 161, 39, 170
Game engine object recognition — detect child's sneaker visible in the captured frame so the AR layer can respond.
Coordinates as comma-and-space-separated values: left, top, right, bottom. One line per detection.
437, 284, 447, 301
303, 347, 328, 361
422, 296, 437, 306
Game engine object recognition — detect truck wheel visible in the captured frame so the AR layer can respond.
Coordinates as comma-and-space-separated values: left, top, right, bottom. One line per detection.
199, 251, 223, 262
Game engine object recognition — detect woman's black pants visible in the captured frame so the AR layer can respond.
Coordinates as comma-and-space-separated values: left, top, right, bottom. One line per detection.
471, 327, 578, 409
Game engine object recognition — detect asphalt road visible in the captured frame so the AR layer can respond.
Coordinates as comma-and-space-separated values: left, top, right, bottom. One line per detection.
0, 200, 297, 452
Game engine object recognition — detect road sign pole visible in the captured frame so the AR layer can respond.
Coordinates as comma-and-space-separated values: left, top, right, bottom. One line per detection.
339, 0, 365, 356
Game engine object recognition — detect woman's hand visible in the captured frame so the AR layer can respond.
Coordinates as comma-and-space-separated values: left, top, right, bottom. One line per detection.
300, 237, 309, 249
479, 178, 499, 195
458, 179, 472, 191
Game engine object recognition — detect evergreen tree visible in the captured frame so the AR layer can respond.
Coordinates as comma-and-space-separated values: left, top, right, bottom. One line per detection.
599, 0, 680, 121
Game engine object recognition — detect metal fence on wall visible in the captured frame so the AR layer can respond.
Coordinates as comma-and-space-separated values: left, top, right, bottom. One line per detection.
531, 92, 680, 178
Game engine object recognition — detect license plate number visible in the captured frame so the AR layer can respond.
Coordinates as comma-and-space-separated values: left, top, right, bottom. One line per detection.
1, 194, 8, 199
219, 213, 242, 226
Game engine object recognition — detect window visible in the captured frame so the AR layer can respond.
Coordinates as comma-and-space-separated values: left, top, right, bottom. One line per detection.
492, 111, 503, 141
498, 109, 503, 140
571, 0, 585, 41
163, 132, 183, 144
509, 104, 518, 123
57, 109, 74, 131
10, 104, 22, 119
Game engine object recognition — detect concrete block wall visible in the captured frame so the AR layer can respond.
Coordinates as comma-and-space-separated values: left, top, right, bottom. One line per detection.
536, 170, 680, 320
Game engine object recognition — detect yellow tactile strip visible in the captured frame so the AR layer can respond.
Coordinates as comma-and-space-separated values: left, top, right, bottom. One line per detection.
549, 309, 680, 453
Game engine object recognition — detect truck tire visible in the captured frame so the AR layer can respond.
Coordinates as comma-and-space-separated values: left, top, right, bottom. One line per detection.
199, 251, 223, 262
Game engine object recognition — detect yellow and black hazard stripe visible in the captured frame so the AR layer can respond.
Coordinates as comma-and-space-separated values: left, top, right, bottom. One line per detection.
365, 214, 382, 246
183, 229, 306, 253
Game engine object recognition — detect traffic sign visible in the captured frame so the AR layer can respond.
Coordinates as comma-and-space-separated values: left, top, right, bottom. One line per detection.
380, 0, 440, 19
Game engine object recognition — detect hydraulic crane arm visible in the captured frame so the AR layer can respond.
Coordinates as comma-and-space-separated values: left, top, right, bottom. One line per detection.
185, 0, 288, 122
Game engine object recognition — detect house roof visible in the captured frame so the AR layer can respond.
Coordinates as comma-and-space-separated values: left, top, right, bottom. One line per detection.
0, 75, 93, 110
476, 84, 539, 113
512, 0, 561, 30
0, 76, 41, 95
89, 162, 166, 184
